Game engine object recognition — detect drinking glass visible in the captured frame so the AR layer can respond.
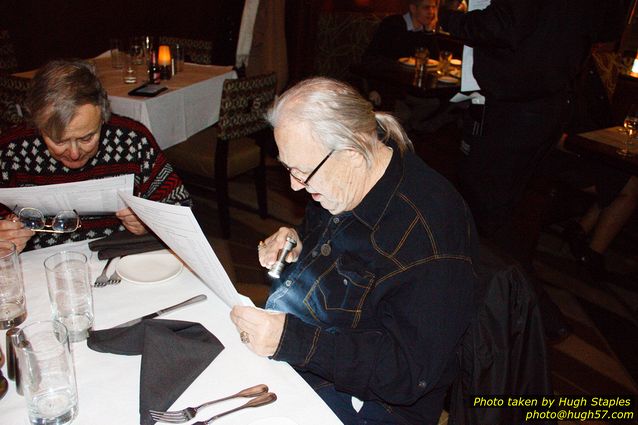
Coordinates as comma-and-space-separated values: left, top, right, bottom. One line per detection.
618, 104, 638, 157
110, 38, 124, 69
122, 53, 138, 84
0, 240, 26, 329
14, 320, 78, 425
44, 251, 94, 342
413, 48, 429, 87
438, 50, 453, 76
129, 37, 145, 65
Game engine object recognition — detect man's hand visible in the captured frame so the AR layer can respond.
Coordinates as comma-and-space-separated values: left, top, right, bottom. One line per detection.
0, 215, 34, 253
258, 227, 302, 270
230, 306, 286, 357
115, 207, 147, 235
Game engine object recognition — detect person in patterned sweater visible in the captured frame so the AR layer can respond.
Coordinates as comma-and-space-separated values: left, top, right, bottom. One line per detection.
0, 59, 191, 252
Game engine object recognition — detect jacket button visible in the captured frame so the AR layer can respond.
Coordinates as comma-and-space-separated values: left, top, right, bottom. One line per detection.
343, 279, 348, 286
333, 217, 340, 224
418, 380, 427, 389
284, 280, 292, 287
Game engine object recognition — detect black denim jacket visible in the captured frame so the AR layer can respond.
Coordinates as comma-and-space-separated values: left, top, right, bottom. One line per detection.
268, 148, 477, 422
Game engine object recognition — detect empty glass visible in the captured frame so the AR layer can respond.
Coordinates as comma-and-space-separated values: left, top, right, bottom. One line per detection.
14, 320, 78, 425
0, 240, 26, 329
438, 50, 453, 76
618, 104, 638, 157
129, 37, 145, 66
44, 251, 94, 342
122, 54, 138, 84
110, 38, 124, 69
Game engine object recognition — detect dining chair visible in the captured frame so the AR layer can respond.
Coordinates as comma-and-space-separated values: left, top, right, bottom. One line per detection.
0, 74, 31, 134
164, 73, 277, 239
157, 36, 213, 65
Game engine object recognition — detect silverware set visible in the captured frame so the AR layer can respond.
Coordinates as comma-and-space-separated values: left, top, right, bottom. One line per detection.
150, 384, 276, 424
93, 257, 121, 287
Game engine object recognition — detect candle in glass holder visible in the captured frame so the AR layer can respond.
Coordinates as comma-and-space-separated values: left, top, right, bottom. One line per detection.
157, 45, 172, 79
158, 45, 171, 66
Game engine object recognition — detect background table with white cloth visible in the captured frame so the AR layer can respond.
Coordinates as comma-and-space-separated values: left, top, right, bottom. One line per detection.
15, 56, 236, 151
1, 241, 343, 425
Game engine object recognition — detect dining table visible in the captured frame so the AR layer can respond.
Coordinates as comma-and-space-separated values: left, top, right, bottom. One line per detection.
565, 126, 638, 175
350, 56, 461, 101
14, 54, 236, 151
1, 240, 343, 425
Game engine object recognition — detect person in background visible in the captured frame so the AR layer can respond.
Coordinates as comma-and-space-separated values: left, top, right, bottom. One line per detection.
231, 77, 476, 424
0, 59, 191, 253
363, 0, 441, 108
438, 0, 626, 340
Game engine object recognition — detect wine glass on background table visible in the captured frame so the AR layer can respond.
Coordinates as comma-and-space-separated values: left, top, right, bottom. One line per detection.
618, 104, 638, 157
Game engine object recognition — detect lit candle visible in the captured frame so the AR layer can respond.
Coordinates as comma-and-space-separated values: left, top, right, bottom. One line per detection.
158, 45, 172, 66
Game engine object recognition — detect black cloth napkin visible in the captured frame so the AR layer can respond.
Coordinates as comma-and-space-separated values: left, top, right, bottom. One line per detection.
87, 319, 224, 425
88, 230, 167, 260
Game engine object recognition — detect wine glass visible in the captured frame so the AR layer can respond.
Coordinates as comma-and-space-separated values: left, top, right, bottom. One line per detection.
618, 104, 638, 157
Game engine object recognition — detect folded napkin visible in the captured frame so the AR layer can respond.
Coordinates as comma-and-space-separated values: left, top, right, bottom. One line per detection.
87, 319, 224, 425
88, 230, 167, 260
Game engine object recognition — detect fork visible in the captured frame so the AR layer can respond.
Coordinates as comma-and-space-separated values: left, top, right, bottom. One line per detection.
93, 257, 114, 287
107, 268, 122, 286
192, 393, 277, 425
149, 384, 268, 423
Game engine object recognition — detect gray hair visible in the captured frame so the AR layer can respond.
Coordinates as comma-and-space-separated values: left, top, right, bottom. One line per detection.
25, 59, 111, 140
266, 77, 412, 167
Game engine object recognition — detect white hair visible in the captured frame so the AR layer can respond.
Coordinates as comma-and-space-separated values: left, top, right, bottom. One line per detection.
266, 77, 412, 167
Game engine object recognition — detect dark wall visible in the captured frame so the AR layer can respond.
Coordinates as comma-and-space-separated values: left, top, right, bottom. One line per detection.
0, 0, 244, 71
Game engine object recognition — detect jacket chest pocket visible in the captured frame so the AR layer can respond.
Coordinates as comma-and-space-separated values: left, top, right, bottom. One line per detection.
304, 254, 375, 328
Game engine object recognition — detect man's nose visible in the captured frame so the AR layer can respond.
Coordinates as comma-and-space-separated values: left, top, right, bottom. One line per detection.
290, 176, 305, 192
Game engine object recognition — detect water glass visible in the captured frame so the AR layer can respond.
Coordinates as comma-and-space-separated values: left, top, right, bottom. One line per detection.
618, 104, 638, 157
0, 240, 26, 329
14, 320, 78, 425
122, 54, 138, 84
44, 251, 94, 342
438, 50, 453, 76
110, 38, 124, 69
129, 37, 145, 65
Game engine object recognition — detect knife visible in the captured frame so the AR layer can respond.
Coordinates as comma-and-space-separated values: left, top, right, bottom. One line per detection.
113, 294, 208, 328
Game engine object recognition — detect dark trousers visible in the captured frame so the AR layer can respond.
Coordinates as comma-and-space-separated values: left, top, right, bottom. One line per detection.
459, 94, 570, 239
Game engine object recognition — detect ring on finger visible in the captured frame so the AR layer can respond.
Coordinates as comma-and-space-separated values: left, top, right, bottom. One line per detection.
240, 330, 250, 344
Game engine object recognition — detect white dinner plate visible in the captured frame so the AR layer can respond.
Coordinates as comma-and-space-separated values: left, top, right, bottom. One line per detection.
398, 57, 439, 67
249, 418, 299, 425
438, 75, 459, 84
115, 251, 183, 284
450, 58, 462, 66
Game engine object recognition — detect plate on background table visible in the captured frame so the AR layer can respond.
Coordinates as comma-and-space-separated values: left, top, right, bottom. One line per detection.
115, 251, 183, 284
438, 75, 460, 84
450, 58, 462, 66
398, 57, 439, 68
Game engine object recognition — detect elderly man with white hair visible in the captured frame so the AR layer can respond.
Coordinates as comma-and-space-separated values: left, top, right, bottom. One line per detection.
231, 77, 476, 424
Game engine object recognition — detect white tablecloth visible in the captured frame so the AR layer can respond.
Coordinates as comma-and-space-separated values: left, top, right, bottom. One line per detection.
1, 241, 342, 425
15, 57, 236, 151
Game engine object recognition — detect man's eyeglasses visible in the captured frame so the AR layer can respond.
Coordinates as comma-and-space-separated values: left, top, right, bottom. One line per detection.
18, 207, 82, 233
281, 150, 334, 187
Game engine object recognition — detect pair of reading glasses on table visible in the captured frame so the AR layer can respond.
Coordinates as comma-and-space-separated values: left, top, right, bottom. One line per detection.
16, 207, 82, 233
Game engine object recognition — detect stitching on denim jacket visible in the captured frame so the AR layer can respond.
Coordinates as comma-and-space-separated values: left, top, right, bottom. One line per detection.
302, 326, 321, 367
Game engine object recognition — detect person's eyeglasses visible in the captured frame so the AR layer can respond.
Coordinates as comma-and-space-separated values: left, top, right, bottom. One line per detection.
17, 207, 82, 233
281, 150, 334, 187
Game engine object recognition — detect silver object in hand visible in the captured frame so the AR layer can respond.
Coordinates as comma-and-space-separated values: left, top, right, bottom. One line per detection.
268, 236, 297, 279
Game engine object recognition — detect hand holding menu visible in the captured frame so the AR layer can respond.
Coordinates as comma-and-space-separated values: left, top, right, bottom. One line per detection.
118, 192, 245, 308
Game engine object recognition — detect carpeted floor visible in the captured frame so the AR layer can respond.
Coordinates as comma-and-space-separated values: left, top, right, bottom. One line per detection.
188, 125, 638, 424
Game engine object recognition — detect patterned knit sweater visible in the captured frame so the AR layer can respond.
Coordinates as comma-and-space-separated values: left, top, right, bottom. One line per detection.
0, 115, 191, 250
